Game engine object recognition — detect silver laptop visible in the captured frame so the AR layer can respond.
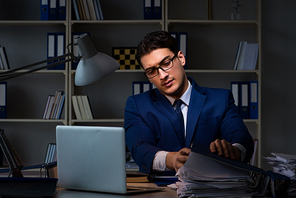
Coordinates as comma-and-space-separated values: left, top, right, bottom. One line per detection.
56, 125, 161, 194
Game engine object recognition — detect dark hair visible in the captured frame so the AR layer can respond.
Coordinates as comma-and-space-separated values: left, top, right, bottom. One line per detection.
136, 31, 179, 67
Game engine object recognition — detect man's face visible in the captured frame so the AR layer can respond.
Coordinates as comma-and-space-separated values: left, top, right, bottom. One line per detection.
140, 48, 188, 99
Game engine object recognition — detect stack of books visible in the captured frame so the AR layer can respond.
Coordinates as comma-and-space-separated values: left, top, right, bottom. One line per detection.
43, 91, 65, 119
72, 95, 93, 120
73, 0, 104, 20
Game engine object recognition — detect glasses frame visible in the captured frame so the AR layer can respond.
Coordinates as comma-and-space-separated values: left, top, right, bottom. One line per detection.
144, 53, 179, 79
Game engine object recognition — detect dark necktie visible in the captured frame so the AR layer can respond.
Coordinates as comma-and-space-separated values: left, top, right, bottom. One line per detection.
174, 99, 185, 138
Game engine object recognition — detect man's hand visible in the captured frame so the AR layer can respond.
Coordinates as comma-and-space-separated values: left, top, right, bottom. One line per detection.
210, 139, 241, 160
166, 148, 191, 172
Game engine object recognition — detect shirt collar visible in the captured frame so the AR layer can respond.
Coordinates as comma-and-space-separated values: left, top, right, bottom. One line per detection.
166, 80, 192, 106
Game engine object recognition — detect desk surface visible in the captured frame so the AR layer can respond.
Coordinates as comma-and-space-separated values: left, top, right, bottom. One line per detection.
53, 183, 178, 198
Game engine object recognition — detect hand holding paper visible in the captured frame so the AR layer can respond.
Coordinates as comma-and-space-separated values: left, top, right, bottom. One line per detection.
210, 139, 241, 160
166, 148, 191, 172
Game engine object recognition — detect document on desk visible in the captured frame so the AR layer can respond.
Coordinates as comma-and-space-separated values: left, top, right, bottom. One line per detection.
171, 143, 268, 198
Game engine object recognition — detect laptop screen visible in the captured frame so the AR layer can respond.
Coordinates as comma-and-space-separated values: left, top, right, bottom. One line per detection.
56, 125, 127, 194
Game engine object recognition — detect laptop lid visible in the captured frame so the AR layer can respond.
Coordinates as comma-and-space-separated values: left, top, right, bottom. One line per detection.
56, 125, 127, 194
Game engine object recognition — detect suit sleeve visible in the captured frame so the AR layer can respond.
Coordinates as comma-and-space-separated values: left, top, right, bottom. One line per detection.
124, 96, 161, 174
220, 90, 254, 162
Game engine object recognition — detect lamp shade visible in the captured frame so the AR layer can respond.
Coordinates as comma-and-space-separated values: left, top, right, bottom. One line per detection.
74, 34, 119, 86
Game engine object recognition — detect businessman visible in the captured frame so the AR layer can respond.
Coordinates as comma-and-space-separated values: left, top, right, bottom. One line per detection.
124, 31, 254, 175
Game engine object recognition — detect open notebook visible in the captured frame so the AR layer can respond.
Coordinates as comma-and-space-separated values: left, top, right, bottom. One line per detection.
56, 125, 161, 194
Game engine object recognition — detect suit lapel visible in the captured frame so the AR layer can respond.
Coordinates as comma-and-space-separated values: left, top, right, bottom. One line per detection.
185, 80, 207, 148
152, 90, 185, 148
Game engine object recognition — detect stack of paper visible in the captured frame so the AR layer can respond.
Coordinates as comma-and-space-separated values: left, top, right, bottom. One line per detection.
169, 143, 269, 197
264, 153, 296, 180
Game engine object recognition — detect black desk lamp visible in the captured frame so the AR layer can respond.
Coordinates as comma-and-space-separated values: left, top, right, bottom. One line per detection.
0, 33, 119, 85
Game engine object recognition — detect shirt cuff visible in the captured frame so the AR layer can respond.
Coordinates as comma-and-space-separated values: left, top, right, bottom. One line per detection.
232, 143, 246, 161
152, 151, 169, 171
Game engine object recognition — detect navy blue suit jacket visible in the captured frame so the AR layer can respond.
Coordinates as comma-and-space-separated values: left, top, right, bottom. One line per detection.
124, 77, 254, 174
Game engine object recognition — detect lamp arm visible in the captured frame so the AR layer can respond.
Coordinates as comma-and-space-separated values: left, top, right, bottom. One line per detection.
0, 129, 24, 177
0, 52, 79, 82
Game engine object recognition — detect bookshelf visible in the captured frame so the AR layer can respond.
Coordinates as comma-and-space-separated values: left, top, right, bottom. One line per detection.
0, 0, 261, 167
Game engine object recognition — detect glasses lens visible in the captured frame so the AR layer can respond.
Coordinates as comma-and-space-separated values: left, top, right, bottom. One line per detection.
145, 68, 157, 78
161, 59, 173, 70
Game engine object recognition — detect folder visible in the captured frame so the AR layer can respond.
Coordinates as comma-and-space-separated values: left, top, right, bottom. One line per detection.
133, 81, 142, 95
179, 32, 188, 69
49, 0, 58, 20
249, 81, 258, 119
0, 82, 7, 119
58, 0, 66, 20
240, 81, 250, 119
144, 0, 152, 19
41, 0, 49, 20
152, 0, 162, 19
56, 33, 65, 70
142, 81, 151, 93
230, 81, 240, 109
47, 33, 56, 70
184, 142, 270, 197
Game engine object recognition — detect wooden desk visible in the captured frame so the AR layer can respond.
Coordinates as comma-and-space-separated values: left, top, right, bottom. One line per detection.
53, 183, 178, 198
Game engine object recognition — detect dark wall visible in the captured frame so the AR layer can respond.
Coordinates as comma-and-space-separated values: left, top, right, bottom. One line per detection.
261, 0, 296, 170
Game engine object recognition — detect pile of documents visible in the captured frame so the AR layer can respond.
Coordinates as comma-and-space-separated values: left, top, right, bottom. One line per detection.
168, 143, 269, 197
172, 166, 253, 197
264, 153, 296, 180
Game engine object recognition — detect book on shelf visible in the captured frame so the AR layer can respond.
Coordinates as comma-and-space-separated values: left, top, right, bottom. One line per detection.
234, 41, 259, 70
73, 0, 104, 20
72, 95, 93, 120
0, 45, 10, 70
44, 143, 57, 164
43, 91, 65, 119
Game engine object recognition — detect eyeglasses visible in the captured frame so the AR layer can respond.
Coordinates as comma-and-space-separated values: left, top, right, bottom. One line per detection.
144, 53, 178, 79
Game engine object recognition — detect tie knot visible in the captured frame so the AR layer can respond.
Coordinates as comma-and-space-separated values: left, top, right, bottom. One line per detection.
174, 99, 183, 113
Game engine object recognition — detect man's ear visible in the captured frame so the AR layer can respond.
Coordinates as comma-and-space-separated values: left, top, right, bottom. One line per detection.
178, 51, 186, 66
